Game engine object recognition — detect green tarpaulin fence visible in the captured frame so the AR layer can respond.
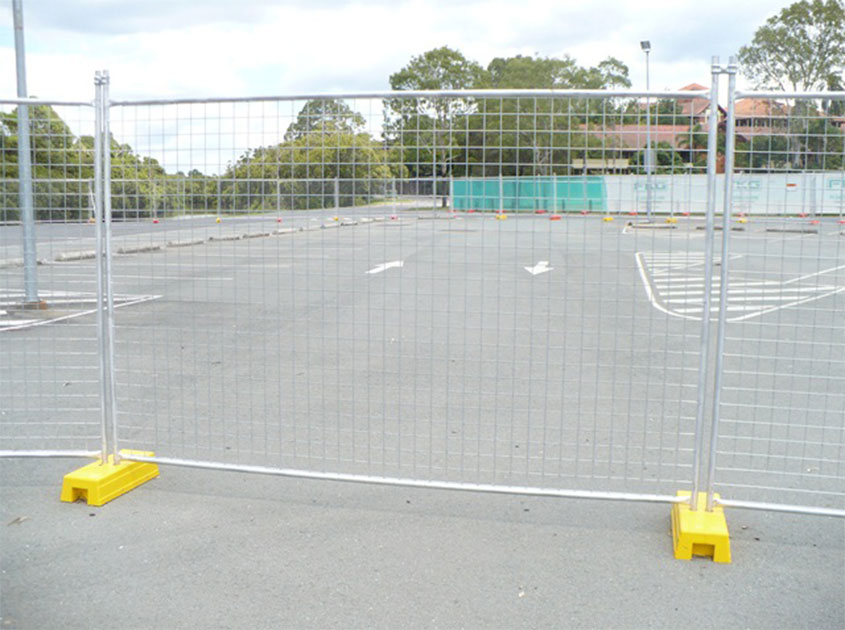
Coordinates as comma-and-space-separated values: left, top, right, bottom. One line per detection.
451, 176, 607, 212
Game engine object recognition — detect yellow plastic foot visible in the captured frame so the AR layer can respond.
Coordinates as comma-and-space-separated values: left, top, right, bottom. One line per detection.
665, 217, 678, 224
671, 491, 731, 563
603, 216, 614, 222
495, 213, 507, 220
61, 450, 159, 507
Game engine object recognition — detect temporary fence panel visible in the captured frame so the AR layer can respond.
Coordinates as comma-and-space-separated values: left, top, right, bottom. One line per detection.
710, 90, 845, 513
0, 97, 104, 457
104, 88, 720, 501
4, 71, 842, 518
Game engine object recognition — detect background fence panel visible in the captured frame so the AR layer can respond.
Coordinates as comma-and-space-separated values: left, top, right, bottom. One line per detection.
0, 99, 102, 455
713, 92, 845, 512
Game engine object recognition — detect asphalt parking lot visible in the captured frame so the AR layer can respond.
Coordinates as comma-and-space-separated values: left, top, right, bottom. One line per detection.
2, 209, 843, 628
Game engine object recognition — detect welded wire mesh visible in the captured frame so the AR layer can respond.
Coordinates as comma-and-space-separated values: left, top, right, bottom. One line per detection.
713, 92, 845, 510
4, 82, 843, 513
104, 91, 719, 496
0, 100, 102, 454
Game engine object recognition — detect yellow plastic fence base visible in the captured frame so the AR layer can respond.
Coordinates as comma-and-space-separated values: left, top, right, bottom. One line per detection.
61, 450, 159, 507
671, 491, 731, 563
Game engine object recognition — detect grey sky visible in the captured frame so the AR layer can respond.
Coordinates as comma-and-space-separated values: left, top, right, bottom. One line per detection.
1, 0, 786, 101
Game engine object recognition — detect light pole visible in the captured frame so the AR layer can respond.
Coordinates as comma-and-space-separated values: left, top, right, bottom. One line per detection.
13, 0, 39, 304
641, 40, 653, 221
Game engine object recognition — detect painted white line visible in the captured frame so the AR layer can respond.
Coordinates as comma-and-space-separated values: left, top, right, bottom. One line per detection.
651, 284, 735, 291
524, 260, 552, 275
727, 287, 845, 322
0, 295, 161, 333
636, 251, 844, 322
635, 252, 694, 321
660, 286, 834, 298
782, 264, 845, 285
666, 294, 825, 304
674, 305, 774, 314
0, 319, 38, 326
366, 260, 404, 274
724, 293, 833, 302
0, 298, 99, 305
654, 280, 780, 288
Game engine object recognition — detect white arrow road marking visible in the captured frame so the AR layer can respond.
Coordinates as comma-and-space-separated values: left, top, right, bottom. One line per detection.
366, 260, 404, 274
524, 260, 552, 275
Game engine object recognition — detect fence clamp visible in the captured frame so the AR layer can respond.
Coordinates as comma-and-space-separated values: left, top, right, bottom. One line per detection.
671, 491, 731, 563
60, 450, 159, 507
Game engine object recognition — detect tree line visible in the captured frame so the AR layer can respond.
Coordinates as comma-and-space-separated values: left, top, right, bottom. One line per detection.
2, 0, 844, 221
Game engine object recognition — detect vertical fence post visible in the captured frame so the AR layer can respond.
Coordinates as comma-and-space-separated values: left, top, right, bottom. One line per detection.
99, 71, 121, 465
93, 72, 109, 463
705, 57, 738, 511
93, 69, 119, 465
689, 57, 722, 510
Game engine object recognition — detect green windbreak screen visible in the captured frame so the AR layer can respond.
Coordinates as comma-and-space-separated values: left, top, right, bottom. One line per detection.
451, 176, 607, 212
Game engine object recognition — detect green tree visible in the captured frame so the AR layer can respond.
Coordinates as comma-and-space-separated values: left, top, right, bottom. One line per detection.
786, 102, 845, 169
738, 0, 845, 91
0, 105, 94, 221
676, 123, 709, 168
735, 134, 791, 170
222, 127, 406, 211
386, 46, 488, 204
467, 54, 631, 176
629, 141, 687, 174
284, 99, 366, 141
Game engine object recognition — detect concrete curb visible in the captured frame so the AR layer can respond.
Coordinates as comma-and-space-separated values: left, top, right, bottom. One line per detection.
5, 215, 399, 268
208, 234, 242, 242
54, 250, 96, 262
167, 238, 206, 248
0, 258, 24, 269
117, 244, 162, 255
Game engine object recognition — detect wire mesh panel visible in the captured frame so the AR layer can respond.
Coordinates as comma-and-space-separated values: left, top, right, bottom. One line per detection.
105, 90, 722, 497
0, 99, 103, 455
714, 92, 845, 511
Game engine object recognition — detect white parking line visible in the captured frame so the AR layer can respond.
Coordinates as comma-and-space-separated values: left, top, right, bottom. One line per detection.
0, 292, 160, 332
366, 260, 404, 274
636, 251, 845, 322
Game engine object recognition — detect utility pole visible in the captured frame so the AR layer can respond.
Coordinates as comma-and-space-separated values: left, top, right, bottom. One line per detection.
13, 0, 39, 305
641, 40, 653, 222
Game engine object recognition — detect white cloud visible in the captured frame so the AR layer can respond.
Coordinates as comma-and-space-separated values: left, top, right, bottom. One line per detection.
1, 0, 787, 100
0, 0, 796, 173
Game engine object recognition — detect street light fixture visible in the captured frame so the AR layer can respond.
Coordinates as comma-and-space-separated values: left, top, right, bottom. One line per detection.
641, 40, 653, 221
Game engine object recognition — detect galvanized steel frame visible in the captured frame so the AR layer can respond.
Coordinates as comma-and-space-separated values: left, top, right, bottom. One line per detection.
1, 67, 843, 519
